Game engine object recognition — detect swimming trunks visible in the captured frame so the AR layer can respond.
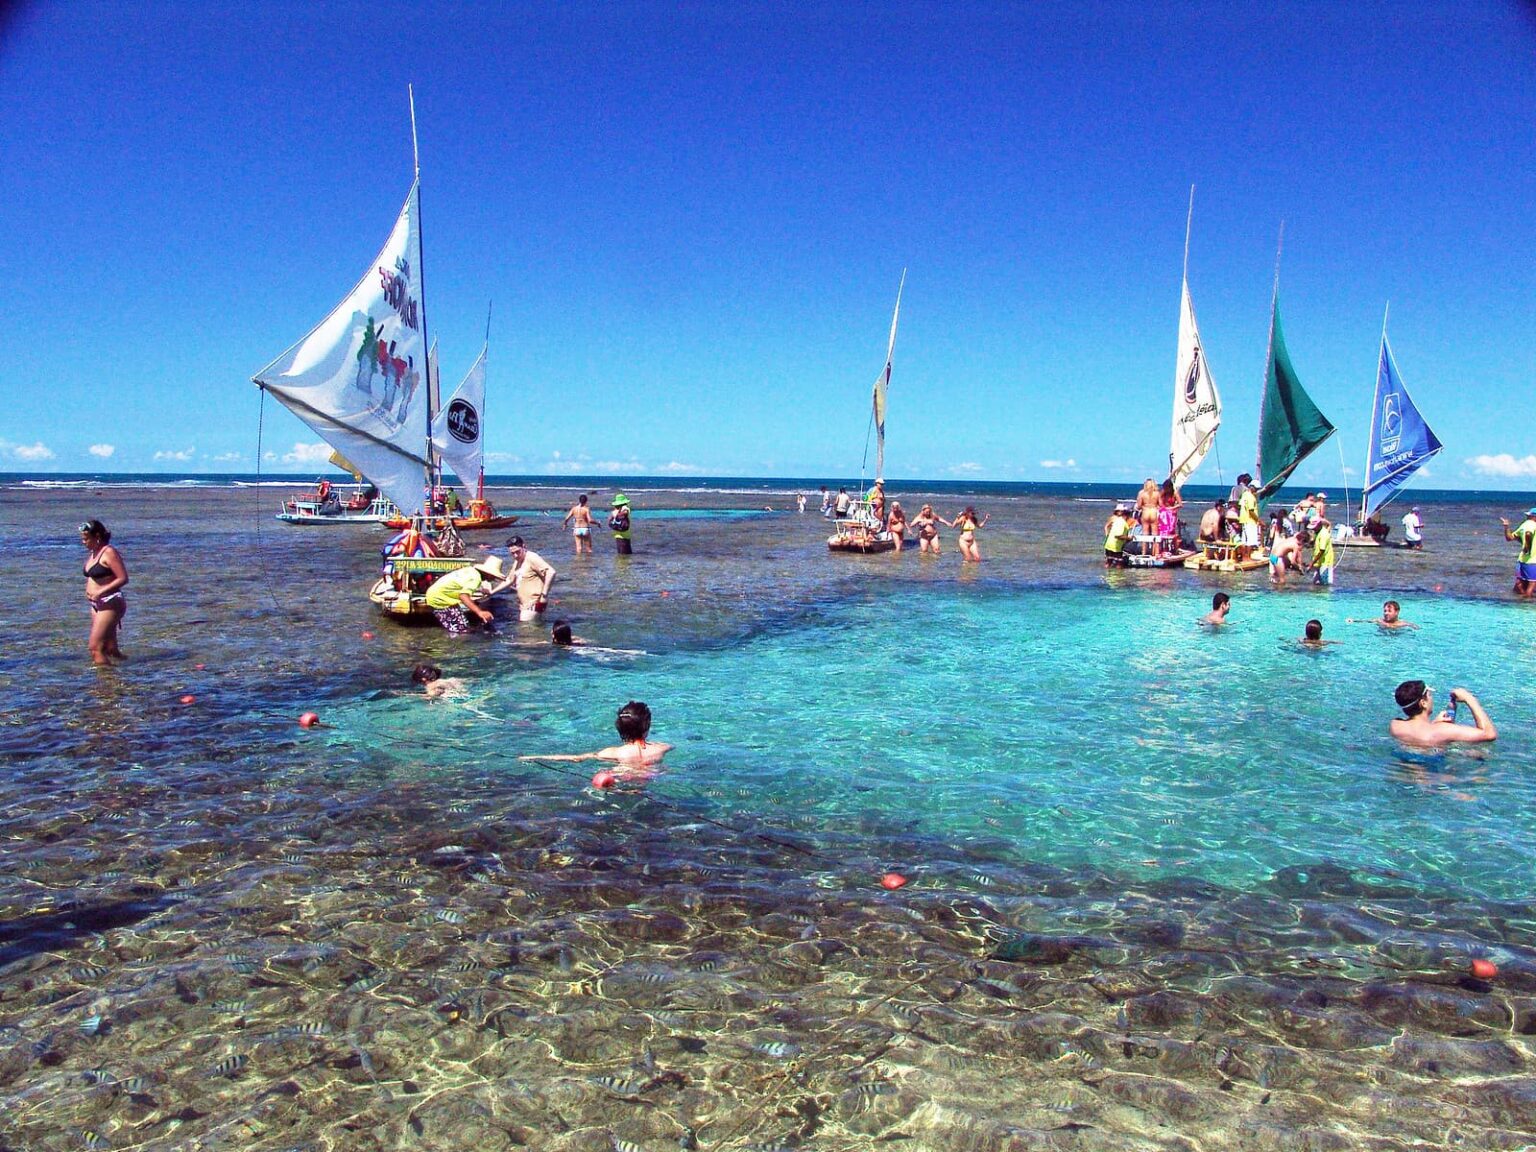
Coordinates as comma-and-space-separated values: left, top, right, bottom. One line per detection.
89, 591, 126, 613
1518, 561, 1536, 582
1312, 566, 1334, 586
432, 606, 473, 634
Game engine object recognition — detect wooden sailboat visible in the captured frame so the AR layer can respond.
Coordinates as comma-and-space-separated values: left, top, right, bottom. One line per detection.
251, 91, 500, 620
829, 271, 906, 554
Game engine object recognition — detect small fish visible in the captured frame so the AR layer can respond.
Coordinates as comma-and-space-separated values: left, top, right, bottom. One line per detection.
281, 853, 308, 865
434, 909, 465, 925
208, 1053, 247, 1078
277, 1021, 330, 1038
228, 958, 257, 974
72, 965, 110, 982
79, 1014, 105, 1037
78, 1129, 110, 1150
635, 971, 671, 986
612, 1140, 646, 1152
211, 998, 248, 1014
80, 1068, 113, 1085
449, 959, 483, 972
346, 973, 388, 993
175, 818, 201, 827
114, 1075, 151, 1094
972, 873, 996, 887
593, 1075, 641, 1096
752, 1041, 800, 1059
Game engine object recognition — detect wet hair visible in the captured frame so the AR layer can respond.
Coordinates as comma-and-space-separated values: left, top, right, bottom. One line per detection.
1395, 679, 1428, 715
411, 664, 442, 684
615, 700, 652, 743
506, 535, 525, 549
80, 519, 110, 543
1383, 600, 1400, 612
1212, 593, 1230, 610
1305, 619, 1323, 641
551, 620, 573, 645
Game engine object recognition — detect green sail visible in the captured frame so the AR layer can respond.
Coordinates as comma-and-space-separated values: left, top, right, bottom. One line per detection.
1256, 296, 1334, 500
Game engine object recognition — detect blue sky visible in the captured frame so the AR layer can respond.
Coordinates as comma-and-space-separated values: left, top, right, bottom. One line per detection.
3, 1, 1534, 489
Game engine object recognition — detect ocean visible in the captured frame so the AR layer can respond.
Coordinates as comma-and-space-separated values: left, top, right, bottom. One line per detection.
3, 474, 1534, 1151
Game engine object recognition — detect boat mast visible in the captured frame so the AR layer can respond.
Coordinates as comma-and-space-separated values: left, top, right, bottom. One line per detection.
479, 300, 492, 501
410, 84, 436, 507
1172, 185, 1195, 482
1360, 302, 1389, 522
1254, 221, 1284, 494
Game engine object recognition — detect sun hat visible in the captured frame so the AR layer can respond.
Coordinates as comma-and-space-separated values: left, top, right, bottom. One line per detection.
1527, 507, 1536, 516
611, 493, 631, 507
474, 555, 507, 581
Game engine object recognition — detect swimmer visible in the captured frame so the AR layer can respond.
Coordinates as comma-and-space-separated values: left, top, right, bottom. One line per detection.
411, 664, 467, 698
1299, 618, 1338, 648
551, 619, 588, 646
1200, 592, 1231, 627
1390, 681, 1496, 746
1347, 599, 1418, 629
520, 700, 672, 777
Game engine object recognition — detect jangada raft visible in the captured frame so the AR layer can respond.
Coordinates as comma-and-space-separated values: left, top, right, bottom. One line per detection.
829, 271, 906, 555
368, 523, 488, 620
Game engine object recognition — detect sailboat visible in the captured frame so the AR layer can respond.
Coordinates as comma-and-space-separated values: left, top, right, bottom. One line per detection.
1343, 309, 1443, 547
1187, 234, 1334, 572
380, 322, 517, 532
828, 271, 906, 554
253, 94, 496, 619
275, 450, 399, 524
1128, 192, 1215, 569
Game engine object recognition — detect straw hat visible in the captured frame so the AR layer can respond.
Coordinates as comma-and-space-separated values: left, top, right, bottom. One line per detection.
474, 555, 507, 581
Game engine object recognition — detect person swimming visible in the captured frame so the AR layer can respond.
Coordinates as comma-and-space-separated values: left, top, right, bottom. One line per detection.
411, 663, 467, 698
519, 700, 673, 778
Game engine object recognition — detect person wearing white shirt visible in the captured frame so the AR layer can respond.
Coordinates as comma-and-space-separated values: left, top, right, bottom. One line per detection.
1401, 506, 1424, 549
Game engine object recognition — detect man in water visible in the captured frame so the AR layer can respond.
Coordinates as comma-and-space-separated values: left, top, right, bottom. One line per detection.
520, 700, 673, 778
562, 494, 600, 554
1499, 507, 1536, 597
1349, 599, 1417, 629
834, 487, 851, 517
506, 536, 555, 621
1268, 518, 1303, 584
1200, 592, 1231, 626
1401, 506, 1424, 548
1305, 520, 1336, 585
411, 664, 467, 697
1300, 619, 1338, 648
1390, 681, 1497, 746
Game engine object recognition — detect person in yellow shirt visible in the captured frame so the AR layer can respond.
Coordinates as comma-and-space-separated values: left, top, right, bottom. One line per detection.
424, 555, 505, 633
1235, 474, 1261, 553
1103, 504, 1135, 566
1305, 521, 1335, 585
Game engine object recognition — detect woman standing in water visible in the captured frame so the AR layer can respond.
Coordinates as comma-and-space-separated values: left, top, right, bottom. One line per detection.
885, 500, 908, 552
80, 519, 128, 665
954, 505, 989, 562
911, 504, 949, 555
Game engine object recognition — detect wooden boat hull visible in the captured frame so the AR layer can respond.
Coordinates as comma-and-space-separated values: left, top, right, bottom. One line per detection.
1184, 552, 1268, 573
1125, 549, 1198, 568
828, 536, 897, 554
382, 514, 519, 532
370, 556, 486, 621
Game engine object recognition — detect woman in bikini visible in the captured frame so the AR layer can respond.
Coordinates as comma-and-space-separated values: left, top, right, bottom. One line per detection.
80, 519, 128, 665
911, 504, 949, 555
885, 501, 908, 552
954, 505, 989, 562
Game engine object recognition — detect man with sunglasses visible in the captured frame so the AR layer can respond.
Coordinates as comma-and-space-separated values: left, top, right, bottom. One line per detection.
1390, 681, 1497, 746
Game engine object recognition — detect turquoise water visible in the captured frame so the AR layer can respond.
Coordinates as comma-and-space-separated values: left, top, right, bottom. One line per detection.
333, 584, 1536, 905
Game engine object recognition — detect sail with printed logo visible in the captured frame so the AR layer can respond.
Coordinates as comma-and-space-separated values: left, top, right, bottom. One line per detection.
1168, 193, 1221, 492
253, 181, 433, 516
1254, 291, 1334, 500
1362, 317, 1442, 519
432, 341, 485, 496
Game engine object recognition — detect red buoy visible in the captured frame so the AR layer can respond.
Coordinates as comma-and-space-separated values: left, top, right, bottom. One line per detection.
298, 712, 320, 729
179, 694, 196, 705
361, 631, 374, 640
193, 663, 206, 671
591, 770, 617, 790
881, 872, 907, 890
1471, 958, 1498, 979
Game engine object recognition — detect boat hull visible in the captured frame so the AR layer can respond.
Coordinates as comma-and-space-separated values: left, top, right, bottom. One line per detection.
382, 514, 519, 532
828, 536, 897, 554
1125, 549, 1198, 568
371, 556, 487, 621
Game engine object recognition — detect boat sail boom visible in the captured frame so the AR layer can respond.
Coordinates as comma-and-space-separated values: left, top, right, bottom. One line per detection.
253, 181, 432, 516
1362, 328, 1442, 519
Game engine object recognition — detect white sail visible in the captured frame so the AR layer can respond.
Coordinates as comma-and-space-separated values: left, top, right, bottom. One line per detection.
870, 269, 905, 480
432, 344, 485, 489
1169, 279, 1221, 490
254, 182, 431, 515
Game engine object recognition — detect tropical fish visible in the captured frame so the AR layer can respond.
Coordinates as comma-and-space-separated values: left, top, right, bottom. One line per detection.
208, 1053, 248, 1077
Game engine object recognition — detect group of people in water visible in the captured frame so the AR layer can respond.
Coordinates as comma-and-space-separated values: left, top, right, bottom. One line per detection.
818, 482, 989, 560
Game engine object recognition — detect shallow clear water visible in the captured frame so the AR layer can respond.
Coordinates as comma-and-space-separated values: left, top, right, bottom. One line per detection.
4, 481, 1536, 1151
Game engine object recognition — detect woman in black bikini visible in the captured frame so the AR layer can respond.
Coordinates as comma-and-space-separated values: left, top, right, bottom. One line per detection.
81, 519, 128, 664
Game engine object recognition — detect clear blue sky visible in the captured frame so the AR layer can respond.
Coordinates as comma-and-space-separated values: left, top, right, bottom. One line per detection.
3, 1, 1534, 489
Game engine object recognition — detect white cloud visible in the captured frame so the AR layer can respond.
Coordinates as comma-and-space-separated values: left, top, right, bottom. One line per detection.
153, 447, 196, 462
88, 444, 115, 458
484, 451, 522, 465
282, 442, 332, 465
1039, 458, 1077, 470
10, 441, 56, 461
207, 451, 243, 463
1468, 453, 1536, 479
657, 461, 704, 474
947, 462, 983, 474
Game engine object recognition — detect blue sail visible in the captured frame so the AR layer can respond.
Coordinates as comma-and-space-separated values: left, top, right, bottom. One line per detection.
1362, 334, 1443, 518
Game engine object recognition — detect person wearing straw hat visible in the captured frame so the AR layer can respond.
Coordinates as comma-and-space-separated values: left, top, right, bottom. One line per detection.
424, 554, 505, 634
608, 493, 634, 555
1500, 507, 1536, 597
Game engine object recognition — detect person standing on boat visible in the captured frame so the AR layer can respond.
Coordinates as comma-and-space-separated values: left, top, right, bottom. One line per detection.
563, 494, 600, 554
1196, 500, 1226, 544
1500, 507, 1536, 597
608, 494, 634, 555
1401, 506, 1424, 549
506, 536, 556, 620
80, 519, 128, 665
1134, 479, 1160, 545
424, 555, 505, 634
868, 479, 886, 524
1391, 682, 1497, 746
1235, 475, 1261, 554
954, 506, 988, 563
